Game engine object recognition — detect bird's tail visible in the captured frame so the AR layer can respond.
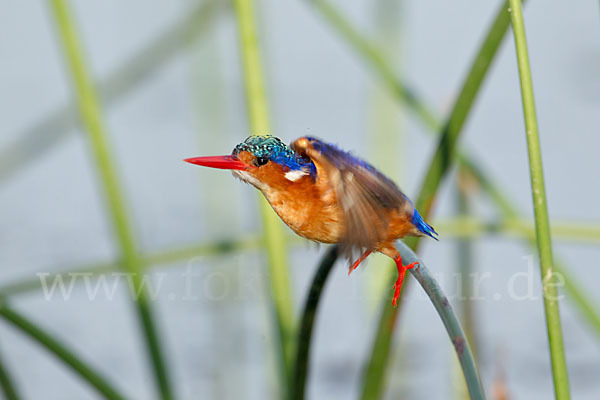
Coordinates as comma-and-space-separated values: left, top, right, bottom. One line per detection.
412, 209, 438, 240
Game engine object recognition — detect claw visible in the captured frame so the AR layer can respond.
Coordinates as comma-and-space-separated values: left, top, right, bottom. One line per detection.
405, 261, 419, 270
348, 250, 372, 276
391, 258, 419, 307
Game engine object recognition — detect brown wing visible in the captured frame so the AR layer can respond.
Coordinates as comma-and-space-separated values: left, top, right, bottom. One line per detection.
291, 137, 411, 259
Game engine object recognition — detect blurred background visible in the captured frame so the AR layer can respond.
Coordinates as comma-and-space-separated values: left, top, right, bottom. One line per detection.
0, 0, 599, 399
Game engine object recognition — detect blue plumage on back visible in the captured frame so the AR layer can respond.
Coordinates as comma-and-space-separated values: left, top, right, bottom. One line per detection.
412, 209, 438, 240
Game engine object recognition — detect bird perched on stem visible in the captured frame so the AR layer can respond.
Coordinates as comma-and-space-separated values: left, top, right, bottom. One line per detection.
185, 135, 437, 306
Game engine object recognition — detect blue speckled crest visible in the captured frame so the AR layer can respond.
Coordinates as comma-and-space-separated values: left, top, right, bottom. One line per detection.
233, 135, 316, 175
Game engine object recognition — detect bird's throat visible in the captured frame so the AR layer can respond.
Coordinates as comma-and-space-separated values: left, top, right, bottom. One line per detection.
231, 170, 270, 191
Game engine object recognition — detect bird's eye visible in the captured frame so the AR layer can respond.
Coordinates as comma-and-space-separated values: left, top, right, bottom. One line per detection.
255, 157, 269, 166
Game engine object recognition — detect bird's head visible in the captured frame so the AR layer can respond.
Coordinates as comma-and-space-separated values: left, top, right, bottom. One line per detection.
184, 135, 316, 191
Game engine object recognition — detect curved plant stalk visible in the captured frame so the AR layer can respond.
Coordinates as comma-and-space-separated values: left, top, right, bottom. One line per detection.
0, 303, 125, 400
0, 349, 20, 400
291, 246, 338, 400
232, 0, 296, 391
361, 2, 518, 398
508, 0, 570, 397
396, 242, 485, 400
48, 1, 173, 398
0, 0, 222, 184
309, 0, 600, 396
291, 243, 485, 400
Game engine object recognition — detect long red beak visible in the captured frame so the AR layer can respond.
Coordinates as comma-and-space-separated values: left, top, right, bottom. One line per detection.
184, 155, 250, 170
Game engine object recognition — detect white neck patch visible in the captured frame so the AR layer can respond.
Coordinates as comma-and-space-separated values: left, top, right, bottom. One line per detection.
284, 170, 308, 182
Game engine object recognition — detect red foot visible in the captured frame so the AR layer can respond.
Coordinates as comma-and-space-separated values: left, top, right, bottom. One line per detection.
391, 258, 419, 307
348, 250, 372, 276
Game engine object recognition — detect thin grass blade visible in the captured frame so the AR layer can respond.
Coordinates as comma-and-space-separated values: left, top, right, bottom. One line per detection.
0, 303, 125, 400
291, 246, 338, 400
0, 348, 20, 400
0, 0, 222, 184
232, 0, 296, 392
508, 0, 570, 397
48, 1, 173, 398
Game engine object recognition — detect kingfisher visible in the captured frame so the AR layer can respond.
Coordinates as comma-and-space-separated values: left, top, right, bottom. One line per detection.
185, 135, 437, 306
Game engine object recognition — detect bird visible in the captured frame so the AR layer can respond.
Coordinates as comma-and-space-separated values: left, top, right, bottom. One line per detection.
184, 135, 437, 306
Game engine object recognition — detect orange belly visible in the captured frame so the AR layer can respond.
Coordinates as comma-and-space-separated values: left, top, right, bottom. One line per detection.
265, 186, 344, 244
263, 186, 416, 246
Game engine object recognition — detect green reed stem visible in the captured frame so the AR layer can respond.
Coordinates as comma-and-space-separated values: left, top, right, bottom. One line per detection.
233, 0, 296, 391
48, 1, 172, 398
0, 347, 20, 400
414, 1, 516, 217
1, 0, 222, 184
559, 266, 600, 340
396, 242, 485, 400
292, 243, 485, 400
455, 171, 479, 400
460, 151, 600, 343
508, 1, 570, 397
0, 302, 125, 400
365, 0, 408, 312
291, 246, 338, 400
361, 3, 517, 398
453, 172, 479, 400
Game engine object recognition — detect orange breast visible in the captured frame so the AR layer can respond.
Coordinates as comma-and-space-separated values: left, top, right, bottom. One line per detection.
261, 175, 344, 244
262, 179, 417, 247
250, 159, 418, 248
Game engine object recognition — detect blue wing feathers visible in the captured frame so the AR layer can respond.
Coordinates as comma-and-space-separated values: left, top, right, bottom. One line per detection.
412, 209, 438, 240
306, 137, 373, 171
301, 136, 439, 243
305, 137, 399, 188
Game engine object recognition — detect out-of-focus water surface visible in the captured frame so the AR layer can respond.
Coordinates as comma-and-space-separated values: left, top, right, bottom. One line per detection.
1, 1, 599, 399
